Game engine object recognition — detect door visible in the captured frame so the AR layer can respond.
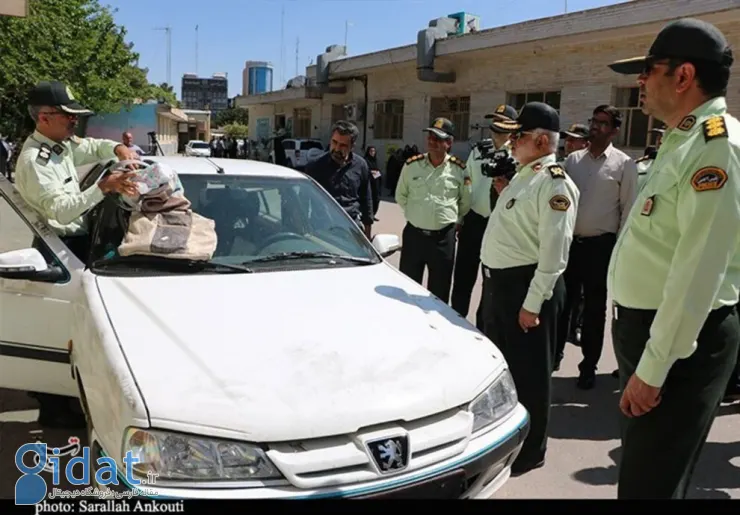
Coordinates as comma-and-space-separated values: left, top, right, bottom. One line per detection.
0, 184, 81, 397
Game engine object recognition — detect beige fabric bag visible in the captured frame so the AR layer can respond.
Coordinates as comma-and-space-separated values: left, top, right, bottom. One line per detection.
118, 185, 218, 260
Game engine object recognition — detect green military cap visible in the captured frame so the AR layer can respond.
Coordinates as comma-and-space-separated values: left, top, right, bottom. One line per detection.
28, 81, 93, 116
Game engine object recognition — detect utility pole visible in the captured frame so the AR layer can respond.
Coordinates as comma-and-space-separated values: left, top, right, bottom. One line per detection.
565, 0, 568, 13
295, 37, 299, 77
344, 21, 353, 50
154, 26, 172, 85
195, 25, 199, 76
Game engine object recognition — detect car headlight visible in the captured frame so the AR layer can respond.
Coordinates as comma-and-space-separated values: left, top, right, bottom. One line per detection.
122, 428, 282, 482
469, 369, 518, 434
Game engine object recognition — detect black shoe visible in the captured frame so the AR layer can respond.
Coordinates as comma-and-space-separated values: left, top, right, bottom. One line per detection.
577, 374, 595, 390
373, 216, 380, 221
723, 386, 740, 404
511, 459, 545, 477
611, 369, 619, 378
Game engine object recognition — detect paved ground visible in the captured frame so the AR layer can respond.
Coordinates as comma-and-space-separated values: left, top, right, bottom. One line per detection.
0, 196, 738, 500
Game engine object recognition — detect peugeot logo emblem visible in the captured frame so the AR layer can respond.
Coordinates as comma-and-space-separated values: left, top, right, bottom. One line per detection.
366, 435, 410, 474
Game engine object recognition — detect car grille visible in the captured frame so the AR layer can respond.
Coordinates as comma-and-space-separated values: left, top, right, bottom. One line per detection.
266, 406, 472, 490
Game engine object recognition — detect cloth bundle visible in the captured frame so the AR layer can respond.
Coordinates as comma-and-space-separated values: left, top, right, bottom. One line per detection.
117, 162, 218, 260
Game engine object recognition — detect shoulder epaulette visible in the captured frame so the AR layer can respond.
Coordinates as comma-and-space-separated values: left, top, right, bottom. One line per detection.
405, 153, 424, 165
449, 155, 466, 169
36, 143, 52, 165
703, 115, 728, 142
547, 164, 566, 179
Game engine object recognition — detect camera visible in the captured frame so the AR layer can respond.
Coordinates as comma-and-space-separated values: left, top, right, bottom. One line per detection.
477, 144, 517, 180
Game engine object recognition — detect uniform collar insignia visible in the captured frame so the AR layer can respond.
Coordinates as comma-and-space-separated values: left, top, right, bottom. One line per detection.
678, 115, 697, 131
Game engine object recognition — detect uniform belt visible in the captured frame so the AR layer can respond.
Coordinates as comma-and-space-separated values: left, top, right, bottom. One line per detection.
409, 222, 454, 236
573, 232, 616, 243
612, 302, 736, 322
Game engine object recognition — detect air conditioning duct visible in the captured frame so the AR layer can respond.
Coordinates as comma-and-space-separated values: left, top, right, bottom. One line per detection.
417, 17, 459, 83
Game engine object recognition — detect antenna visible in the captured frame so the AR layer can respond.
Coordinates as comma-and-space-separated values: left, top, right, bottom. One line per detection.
295, 37, 299, 76
195, 25, 199, 75
344, 20, 354, 50
280, 3, 285, 86
154, 26, 172, 85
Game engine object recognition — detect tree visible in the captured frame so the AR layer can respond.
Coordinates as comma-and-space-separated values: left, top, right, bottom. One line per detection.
0, 0, 177, 141
213, 107, 249, 128
223, 123, 249, 139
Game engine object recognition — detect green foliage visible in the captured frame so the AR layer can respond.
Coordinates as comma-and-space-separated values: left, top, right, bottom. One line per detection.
223, 123, 249, 139
0, 0, 175, 141
213, 107, 249, 128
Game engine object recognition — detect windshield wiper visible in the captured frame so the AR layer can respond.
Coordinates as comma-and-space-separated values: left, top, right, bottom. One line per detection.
92, 255, 253, 273
243, 251, 375, 265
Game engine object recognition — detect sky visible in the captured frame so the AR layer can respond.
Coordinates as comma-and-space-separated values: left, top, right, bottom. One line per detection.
105, 0, 631, 99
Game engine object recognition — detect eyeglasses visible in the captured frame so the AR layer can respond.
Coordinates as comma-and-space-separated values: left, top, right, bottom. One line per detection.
642, 56, 672, 75
588, 118, 611, 128
511, 131, 535, 140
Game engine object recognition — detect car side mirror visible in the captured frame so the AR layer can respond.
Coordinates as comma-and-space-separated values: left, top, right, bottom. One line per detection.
372, 234, 401, 258
0, 248, 66, 283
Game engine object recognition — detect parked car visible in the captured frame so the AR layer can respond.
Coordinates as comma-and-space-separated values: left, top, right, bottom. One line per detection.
184, 140, 211, 157
0, 156, 529, 499
269, 138, 324, 169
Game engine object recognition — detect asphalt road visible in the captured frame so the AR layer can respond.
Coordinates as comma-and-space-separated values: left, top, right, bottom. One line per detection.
0, 196, 738, 500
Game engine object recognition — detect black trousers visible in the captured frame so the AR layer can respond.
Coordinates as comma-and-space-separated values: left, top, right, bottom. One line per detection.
481, 264, 565, 466
558, 233, 616, 376
399, 223, 456, 303
613, 303, 740, 499
451, 210, 488, 327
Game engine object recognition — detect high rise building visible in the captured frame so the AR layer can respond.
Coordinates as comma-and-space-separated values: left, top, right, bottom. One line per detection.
242, 61, 273, 96
181, 73, 229, 112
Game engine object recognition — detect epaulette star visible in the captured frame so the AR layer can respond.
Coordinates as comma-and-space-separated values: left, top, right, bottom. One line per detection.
702, 115, 728, 143
547, 164, 566, 179
449, 155, 466, 169
405, 153, 425, 165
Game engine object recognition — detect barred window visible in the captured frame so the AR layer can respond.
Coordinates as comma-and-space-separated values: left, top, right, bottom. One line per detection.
506, 91, 561, 113
373, 100, 404, 140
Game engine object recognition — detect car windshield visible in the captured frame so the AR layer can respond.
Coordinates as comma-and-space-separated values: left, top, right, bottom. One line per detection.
190, 142, 209, 149
300, 141, 323, 150
89, 174, 382, 275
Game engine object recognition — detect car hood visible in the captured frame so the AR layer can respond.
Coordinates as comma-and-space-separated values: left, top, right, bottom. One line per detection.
95, 264, 503, 442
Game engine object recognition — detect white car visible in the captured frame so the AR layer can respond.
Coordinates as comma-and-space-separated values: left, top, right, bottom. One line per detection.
269, 138, 324, 169
0, 156, 529, 499
184, 140, 211, 157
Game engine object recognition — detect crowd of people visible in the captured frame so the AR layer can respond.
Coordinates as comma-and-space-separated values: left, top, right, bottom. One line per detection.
302, 18, 740, 500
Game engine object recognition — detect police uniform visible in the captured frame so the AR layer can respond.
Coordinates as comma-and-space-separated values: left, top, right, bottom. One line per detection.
479, 102, 579, 473
396, 118, 472, 303
607, 18, 740, 499
635, 128, 665, 190
451, 104, 517, 326
14, 81, 125, 430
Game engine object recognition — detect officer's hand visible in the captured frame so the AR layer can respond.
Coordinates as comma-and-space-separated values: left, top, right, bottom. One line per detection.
619, 373, 661, 418
493, 177, 509, 195
363, 224, 372, 239
99, 171, 139, 197
518, 308, 540, 332
114, 144, 141, 165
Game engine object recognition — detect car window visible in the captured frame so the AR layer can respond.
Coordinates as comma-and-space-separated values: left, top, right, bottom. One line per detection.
300, 141, 323, 150
282, 140, 296, 150
87, 175, 380, 272
190, 142, 209, 149
0, 195, 59, 269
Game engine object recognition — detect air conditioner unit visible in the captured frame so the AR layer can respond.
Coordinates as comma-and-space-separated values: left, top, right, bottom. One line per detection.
344, 103, 364, 122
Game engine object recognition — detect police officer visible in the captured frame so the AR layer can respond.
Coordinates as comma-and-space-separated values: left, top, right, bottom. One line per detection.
479, 102, 579, 475
14, 81, 139, 428
559, 123, 590, 162
635, 128, 665, 189
396, 118, 471, 303
451, 105, 516, 326
607, 18, 740, 499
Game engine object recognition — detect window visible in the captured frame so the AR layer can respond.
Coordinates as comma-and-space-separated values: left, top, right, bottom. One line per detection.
292, 108, 312, 139
429, 96, 470, 140
507, 91, 561, 112
331, 104, 345, 124
0, 195, 37, 256
373, 100, 404, 140
614, 87, 665, 149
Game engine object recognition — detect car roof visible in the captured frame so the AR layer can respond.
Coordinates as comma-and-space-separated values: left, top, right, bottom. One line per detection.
145, 156, 309, 179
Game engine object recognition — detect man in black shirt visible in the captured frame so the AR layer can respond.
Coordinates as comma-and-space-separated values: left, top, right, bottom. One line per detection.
304, 121, 374, 238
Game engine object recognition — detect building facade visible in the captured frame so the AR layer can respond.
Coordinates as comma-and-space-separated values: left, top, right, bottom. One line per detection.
242, 61, 274, 96
84, 102, 188, 156
237, 0, 740, 166
181, 73, 229, 112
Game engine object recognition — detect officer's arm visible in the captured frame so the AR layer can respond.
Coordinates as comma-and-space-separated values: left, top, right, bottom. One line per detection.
636, 142, 740, 388
522, 179, 578, 313
395, 164, 410, 211
458, 165, 472, 223
618, 159, 639, 232
71, 137, 120, 166
20, 154, 104, 225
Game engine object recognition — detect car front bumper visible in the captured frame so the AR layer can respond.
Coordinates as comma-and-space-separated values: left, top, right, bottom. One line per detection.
98, 405, 529, 500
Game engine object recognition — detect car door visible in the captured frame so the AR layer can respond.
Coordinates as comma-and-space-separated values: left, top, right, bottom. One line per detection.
0, 179, 82, 397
